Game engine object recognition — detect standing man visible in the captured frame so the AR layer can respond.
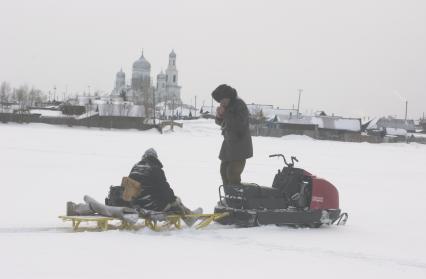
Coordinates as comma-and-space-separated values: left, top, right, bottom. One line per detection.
212, 84, 253, 185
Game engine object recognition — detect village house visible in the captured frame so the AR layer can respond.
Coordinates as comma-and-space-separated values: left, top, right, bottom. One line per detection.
251, 113, 362, 142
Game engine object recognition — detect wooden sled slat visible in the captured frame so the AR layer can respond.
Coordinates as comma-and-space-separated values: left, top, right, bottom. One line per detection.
58, 212, 229, 232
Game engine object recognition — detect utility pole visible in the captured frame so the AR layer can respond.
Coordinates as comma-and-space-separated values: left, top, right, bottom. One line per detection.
297, 89, 303, 119
171, 98, 175, 131
195, 95, 197, 118
404, 100, 408, 121
65, 85, 68, 102
163, 100, 167, 120
152, 90, 156, 125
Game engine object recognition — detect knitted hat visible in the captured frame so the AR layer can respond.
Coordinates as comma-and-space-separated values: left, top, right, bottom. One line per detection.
142, 148, 158, 160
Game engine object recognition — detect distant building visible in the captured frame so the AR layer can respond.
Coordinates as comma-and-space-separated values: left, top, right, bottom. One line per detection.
272, 115, 361, 132
252, 114, 362, 142
131, 52, 151, 91
111, 50, 182, 105
367, 117, 416, 135
156, 50, 181, 103
419, 119, 426, 132
112, 69, 126, 97
246, 103, 298, 120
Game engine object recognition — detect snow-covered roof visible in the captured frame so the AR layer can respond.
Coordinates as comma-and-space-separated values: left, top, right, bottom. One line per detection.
247, 104, 298, 120
367, 117, 416, 132
30, 109, 64, 117
97, 104, 145, 117
274, 116, 361, 132
385, 128, 407, 136
77, 96, 95, 105
320, 117, 361, 131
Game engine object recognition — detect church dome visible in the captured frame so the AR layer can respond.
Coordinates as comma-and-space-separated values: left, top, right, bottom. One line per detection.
157, 70, 166, 79
133, 52, 151, 71
169, 50, 176, 58
116, 68, 125, 77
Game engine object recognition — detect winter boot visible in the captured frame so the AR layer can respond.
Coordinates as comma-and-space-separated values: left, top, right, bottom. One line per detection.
182, 207, 203, 228
66, 201, 95, 216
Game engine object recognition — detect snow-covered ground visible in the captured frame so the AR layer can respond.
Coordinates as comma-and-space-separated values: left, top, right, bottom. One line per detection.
29, 109, 65, 117
1, 120, 425, 278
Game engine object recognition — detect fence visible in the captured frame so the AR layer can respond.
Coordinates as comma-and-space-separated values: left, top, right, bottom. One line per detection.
250, 123, 426, 144
0, 113, 155, 131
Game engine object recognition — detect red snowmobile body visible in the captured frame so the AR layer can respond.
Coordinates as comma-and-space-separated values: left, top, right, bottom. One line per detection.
309, 174, 339, 210
214, 155, 348, 227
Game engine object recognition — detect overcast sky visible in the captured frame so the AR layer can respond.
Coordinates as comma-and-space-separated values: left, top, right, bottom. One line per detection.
1, 0, 425, 118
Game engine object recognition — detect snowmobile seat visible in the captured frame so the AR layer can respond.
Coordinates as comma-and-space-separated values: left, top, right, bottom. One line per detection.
222, 183, 287, 210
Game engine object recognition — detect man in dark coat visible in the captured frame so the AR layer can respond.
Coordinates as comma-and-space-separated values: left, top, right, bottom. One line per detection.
123, 148, 203, 221
128, 148, 177, 211
127, 148, 202, 226
68, 148, 201, 226
212, 84, 253, 185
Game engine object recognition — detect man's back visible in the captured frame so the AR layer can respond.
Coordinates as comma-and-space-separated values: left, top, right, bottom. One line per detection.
129, 156, 176, 211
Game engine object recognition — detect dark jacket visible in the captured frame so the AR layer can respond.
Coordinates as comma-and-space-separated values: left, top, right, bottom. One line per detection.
128, 156, 176, 211
215, 97, 253, 162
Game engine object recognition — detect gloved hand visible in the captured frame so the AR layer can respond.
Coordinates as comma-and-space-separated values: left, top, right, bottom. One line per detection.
216, 106, 225, 119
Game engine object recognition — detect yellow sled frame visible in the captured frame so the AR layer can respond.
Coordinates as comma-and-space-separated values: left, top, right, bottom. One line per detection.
59, 212, 229, 232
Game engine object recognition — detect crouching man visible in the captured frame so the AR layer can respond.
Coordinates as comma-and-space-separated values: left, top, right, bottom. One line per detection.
123, 148, 197, 215
67, 148, 201, 225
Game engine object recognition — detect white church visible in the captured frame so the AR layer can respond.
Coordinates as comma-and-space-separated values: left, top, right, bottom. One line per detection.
111, 50, 182, 104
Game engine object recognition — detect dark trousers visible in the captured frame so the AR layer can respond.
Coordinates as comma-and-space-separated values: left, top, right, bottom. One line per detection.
220, 160, 246, 185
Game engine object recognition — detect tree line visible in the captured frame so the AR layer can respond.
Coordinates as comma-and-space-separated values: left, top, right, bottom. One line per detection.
0, 81, 47, 111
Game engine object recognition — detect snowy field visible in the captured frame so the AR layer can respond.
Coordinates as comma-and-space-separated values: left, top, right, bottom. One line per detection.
1, 119, 425, 278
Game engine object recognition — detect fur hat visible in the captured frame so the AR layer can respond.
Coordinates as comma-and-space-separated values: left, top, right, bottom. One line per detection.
142, 148, 158, 160
211, 84, 237, 102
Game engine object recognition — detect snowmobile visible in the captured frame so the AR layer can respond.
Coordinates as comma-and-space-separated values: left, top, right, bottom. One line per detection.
214, 154, 348, 228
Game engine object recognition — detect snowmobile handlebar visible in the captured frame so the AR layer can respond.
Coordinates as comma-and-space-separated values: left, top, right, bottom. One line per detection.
269, 154, 298, 167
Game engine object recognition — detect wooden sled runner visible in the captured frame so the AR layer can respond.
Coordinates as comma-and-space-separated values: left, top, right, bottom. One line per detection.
59, 212, 229, 232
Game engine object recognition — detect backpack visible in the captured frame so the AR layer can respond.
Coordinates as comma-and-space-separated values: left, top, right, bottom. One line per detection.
105, 185, 131, 207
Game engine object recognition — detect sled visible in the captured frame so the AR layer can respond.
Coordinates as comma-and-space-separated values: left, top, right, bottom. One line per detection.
59, 216, 116, 231
59, 212, 229, 232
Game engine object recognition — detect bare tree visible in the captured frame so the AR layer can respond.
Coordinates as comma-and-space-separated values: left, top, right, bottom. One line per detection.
119, 89, 127, 102
28, 87, 44, 107
0, 81, 11, 111
15, 85, 29, 110
140, 79, 153, 119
